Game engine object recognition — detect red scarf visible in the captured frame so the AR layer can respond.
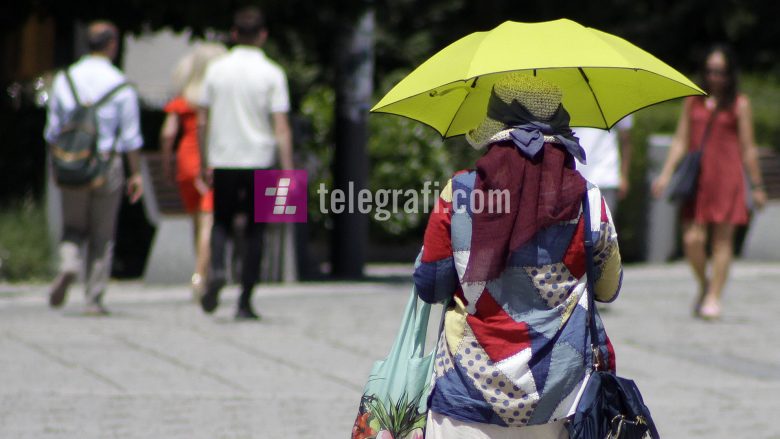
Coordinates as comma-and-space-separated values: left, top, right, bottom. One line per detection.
463, 141, 586, 283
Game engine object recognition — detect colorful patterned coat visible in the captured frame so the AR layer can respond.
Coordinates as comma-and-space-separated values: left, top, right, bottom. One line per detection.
413, 170, 622, 428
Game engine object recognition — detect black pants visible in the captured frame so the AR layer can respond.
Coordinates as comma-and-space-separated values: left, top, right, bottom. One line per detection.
211, 168, 265, 307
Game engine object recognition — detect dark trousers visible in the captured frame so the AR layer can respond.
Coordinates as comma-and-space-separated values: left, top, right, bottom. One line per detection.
211, 168, 265, 307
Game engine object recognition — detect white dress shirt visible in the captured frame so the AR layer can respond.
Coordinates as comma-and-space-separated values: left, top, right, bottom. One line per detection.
44, 55, 143, 153
199, 46, 290, 169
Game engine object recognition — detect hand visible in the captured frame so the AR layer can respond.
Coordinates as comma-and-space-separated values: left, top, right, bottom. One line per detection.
200, 167, 213, 188
126, 174, 144, 204
651, 173, 670, 199
194, 174, 210, 196
752, 188, 768, 211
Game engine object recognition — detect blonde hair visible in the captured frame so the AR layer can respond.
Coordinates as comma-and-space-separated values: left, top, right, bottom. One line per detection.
172, 42, 227, 104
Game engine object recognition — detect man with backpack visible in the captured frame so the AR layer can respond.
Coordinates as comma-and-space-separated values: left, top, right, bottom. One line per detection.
44, 20, 144, 315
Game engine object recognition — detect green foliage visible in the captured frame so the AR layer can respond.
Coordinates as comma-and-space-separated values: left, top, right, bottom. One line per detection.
0, 199, 52, 281
297, 72, 481, 242
297, 85, 335, 234
742, 74, 780, 149
365, 392, 426, 439
367, 70, 452, 238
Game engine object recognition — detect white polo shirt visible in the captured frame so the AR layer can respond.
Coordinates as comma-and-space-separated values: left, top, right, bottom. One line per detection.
44, 55, 143, 153
200, 46, 290, 169
575, 115, 633, 189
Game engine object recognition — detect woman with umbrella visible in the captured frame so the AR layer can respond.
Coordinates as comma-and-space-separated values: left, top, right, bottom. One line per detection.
369, 19, 700, 437
652, 45, 767, 320
412, 73, 623, 438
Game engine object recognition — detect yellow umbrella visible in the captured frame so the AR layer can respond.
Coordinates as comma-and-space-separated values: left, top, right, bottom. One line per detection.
371, 19, 704, 135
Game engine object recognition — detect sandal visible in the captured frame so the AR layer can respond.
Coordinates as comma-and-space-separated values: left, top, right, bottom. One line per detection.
692, 280, 709, 317
191, 273, 205, 301
698, 302, 721, 320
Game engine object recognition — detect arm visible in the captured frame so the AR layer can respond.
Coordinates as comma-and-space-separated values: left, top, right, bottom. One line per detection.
413, 180, 458, 304
125, 149, 143, 204
197, 107, 212, 186
159, 113, 179, 183
617, 127, 632, 199
593, 197, 622, 303
651, 99, 691, 198
44, 74, 64, 145
117, 87, 144, 203
272, 112, 294, 170
736, 95, 767, 210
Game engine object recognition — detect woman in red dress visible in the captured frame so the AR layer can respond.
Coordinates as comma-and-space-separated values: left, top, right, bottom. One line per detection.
160, 43, 226, 298
653, 45, 767, 319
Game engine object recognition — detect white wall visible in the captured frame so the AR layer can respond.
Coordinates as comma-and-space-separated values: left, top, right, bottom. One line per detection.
121, 28, 199, 109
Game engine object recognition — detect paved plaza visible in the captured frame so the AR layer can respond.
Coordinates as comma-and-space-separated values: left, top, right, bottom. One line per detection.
1, 261, 779, 438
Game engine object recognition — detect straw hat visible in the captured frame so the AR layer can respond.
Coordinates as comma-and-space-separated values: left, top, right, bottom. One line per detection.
465, 73, 563, 149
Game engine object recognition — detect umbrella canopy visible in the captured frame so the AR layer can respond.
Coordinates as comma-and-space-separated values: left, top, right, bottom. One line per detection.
371, 19, 704, 135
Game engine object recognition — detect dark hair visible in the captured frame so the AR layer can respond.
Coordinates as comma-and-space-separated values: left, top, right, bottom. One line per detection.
233, 6, 266, 42
87, 23, 118, 52
700, 44, 739, 109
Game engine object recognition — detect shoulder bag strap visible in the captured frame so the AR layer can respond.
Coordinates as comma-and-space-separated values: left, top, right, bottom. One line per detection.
697, 105, 720, 153
582, 190, 602, 371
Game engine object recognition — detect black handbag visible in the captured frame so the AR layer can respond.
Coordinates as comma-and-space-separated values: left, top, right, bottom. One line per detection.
567, 192, 661, 439
666, 109, 719, 202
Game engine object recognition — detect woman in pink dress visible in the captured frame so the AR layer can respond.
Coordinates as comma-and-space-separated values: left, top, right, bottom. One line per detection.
653, 45, 767, 319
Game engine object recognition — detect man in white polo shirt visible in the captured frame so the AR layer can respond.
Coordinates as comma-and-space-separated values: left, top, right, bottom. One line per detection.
44, 21, 144, 315
198, 6, 293, 320
575, 115, 634, 217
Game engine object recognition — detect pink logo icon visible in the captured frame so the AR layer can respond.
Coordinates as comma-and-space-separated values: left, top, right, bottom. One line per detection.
254, 170, 307, 223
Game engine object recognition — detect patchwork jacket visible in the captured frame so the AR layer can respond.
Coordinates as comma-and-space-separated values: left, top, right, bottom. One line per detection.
413, 170, 622, 427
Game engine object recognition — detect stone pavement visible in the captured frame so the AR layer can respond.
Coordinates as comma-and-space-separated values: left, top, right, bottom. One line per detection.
1, 262, 779, 439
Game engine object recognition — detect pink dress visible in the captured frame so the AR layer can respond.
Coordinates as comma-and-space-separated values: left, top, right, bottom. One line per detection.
682, 95, 749, 225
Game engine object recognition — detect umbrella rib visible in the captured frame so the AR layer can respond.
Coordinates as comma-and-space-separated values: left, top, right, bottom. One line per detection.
578, 67, 609, 129
440, 79, 476, 137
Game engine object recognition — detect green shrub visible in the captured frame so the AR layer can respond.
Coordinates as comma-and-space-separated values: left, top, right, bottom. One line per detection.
0, 198, 52, 281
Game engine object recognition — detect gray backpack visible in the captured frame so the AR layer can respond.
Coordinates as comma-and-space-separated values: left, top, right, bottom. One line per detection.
49, 69, 128, 187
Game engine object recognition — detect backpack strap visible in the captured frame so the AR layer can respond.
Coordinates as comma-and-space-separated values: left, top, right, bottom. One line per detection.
94, 81, 130, 108
63, 68, 129, 108
64, 69, 81, 106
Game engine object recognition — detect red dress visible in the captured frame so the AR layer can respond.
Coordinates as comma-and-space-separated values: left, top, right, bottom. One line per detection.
163, 97, 213, 213
682, 95, 749, 225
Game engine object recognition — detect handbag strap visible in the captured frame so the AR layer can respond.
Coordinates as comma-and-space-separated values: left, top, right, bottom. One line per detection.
696, 104, 720, 153
582, 189, 603, 372
390, 288, 448, 360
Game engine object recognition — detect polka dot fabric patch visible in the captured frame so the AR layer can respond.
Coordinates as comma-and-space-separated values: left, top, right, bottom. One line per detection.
455, 326, 539, 426
524, 263, 578, 309
434, 330, 455, 377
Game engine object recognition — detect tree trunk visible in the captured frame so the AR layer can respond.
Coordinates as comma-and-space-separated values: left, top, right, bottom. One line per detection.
331, 7, 374, 279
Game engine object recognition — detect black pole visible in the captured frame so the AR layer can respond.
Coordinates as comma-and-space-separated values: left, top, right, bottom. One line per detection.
331, 6, 374, 279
